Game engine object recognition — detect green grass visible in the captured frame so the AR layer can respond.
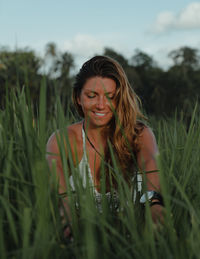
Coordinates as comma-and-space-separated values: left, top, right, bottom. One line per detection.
1, 83, 200, 259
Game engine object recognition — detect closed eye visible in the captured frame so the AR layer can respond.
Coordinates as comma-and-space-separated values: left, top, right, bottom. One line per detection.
87, 94, 96, 98
106, 94, 115, 100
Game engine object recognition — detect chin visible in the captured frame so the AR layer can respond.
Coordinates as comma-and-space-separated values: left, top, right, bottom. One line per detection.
88, 118, 111, 128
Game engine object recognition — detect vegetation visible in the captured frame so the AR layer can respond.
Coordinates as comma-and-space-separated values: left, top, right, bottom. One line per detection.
1, 44, 200, 258
0, 44, 200, 117
1, 80, 200, 258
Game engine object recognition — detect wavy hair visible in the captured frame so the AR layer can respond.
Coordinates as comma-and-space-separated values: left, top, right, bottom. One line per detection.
73, 55, 146, 178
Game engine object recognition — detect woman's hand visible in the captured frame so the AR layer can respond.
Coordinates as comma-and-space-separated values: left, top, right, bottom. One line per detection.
63, 225, 72, 237
63, 224, 73, 242
150, 204, 164, 225
60, 205, 73, 242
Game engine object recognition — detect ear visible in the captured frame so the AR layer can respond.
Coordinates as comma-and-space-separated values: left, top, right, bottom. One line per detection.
77, 96, 81, 105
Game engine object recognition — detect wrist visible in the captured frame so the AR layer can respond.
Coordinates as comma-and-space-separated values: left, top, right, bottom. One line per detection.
140, 190, 164, 206
150, 201, 163, 207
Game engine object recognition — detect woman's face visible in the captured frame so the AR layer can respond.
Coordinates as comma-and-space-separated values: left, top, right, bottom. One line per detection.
78, 76, 116, 128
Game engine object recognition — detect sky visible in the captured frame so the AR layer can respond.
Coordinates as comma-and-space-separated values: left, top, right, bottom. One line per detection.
1, 0, 200, 70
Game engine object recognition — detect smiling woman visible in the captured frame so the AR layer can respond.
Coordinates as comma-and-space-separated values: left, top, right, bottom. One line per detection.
77, 76, 116, 128
46, 55, 164, 238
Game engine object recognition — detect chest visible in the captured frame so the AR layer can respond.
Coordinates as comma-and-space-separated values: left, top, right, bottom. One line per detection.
73, 141, 104, 190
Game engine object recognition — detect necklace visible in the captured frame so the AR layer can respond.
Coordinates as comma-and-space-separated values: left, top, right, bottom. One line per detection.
82, 122, 104, 159
82, 121, 117, 173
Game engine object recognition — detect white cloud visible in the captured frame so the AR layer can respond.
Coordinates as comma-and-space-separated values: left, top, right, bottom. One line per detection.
152, 2, 200, 33
140, 33, 200, 69
178, 2, 200, 29
62, 34, 105, 69
61, 33, 132, 69
63, 34, 104, 58
153, 11, 176, 33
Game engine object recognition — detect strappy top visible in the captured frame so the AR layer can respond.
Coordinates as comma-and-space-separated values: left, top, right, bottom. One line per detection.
69, 126, 142, 210
69, 127, 116, 209
69, 127, 97, 191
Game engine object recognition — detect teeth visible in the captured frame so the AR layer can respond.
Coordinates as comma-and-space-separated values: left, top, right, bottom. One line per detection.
95, 113, 105, 116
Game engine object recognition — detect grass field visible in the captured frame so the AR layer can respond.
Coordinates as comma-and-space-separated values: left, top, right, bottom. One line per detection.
1, 84, 200, 259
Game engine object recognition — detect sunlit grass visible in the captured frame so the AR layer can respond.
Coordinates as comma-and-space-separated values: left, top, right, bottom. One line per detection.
1, 82, 200, 258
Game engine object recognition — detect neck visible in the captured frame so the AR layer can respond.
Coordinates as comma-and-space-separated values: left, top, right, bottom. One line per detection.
83, 121, 106, 157
83, 120, 109, 145
83, 120, 106, 139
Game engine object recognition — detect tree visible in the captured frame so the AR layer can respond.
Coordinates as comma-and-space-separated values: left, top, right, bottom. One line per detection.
103, 47, 129, 68
44, 43, 75, 115
169, 46, 200, 70
55, 51, 75, 110
0, 47, 43, 109
131, 49, 165, 115
166, 46, 200, 117
130, 49, 156, 70
103, 47, 141, 94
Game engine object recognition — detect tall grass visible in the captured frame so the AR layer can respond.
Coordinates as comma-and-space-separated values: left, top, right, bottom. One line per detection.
1, 81, 200, 259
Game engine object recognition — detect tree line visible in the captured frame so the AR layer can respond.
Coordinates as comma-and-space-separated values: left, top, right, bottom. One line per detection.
0, 43, 200, 118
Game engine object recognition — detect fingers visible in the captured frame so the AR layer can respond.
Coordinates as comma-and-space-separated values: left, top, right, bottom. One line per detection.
63, 225, 71, 238
63, 225, 73, 243
150, 204, 165, 225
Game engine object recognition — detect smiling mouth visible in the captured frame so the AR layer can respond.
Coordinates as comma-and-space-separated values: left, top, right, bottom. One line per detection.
94, 112, 106, 117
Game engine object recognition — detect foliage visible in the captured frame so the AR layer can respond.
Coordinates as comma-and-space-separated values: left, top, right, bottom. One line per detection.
0, 47, 42, 109
1, 43, 200, 117
1, 84, 200, 258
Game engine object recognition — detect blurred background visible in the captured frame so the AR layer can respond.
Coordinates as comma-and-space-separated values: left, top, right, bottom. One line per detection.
1, 0, 200, 118
1, 2, 200, 258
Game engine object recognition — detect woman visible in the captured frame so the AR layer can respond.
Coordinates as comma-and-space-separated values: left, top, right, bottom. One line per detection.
46, 55, 164, 237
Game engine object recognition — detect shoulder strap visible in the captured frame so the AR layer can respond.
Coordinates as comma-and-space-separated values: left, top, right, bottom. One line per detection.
81, 124, 87, 159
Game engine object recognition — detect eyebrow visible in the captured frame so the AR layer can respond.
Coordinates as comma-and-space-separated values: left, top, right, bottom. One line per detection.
84, 89, 115, 94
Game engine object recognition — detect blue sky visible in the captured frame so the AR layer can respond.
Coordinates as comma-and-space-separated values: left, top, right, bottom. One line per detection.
1, 0, 200, 69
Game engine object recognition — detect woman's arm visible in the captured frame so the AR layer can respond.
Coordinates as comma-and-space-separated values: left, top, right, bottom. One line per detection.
137, 127, 164, 224
137, 127, 160, 191
46, 132, 72, 229
46, 132, 67, 193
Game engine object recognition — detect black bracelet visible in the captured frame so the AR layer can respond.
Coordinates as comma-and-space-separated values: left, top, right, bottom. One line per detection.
150, 201, 164, 207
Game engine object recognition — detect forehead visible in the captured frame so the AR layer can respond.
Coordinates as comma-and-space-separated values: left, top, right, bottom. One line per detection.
82, 76, 116, 92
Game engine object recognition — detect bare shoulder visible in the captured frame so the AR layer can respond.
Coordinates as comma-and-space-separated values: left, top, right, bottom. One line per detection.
139, 126, 156, 141
138, 126, 158, 153
67, 121, 83, 143
46, 121, 83, 154
67, 121, 82, 135
46, 130, 60, 154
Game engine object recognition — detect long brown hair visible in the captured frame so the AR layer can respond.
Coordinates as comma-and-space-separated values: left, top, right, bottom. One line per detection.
73, 56, 146, 179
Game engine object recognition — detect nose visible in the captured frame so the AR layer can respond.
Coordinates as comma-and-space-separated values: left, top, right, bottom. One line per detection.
96, 96, 106, 109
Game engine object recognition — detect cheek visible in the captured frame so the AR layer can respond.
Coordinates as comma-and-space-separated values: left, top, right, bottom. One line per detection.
79, 96, 94, 111
108, 100, 116, 111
